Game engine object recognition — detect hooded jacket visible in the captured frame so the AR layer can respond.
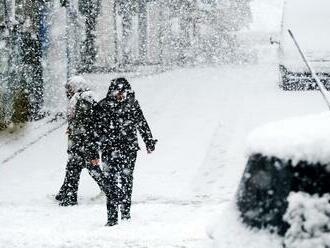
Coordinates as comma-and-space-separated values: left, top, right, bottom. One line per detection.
65, 76, 99, 160
96, 78, 154, 154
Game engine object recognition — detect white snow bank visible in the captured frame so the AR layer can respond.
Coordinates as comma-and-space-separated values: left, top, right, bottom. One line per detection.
247, 112, 330, 165
283, 192, 330, 248
209, 202, 282, 248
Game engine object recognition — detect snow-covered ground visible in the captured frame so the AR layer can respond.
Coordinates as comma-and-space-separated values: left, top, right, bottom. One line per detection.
0, 55, 327, 247
1, 0, 329, 247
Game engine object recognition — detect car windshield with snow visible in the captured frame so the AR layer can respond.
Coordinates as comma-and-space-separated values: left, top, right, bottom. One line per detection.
279, 0, 330, 90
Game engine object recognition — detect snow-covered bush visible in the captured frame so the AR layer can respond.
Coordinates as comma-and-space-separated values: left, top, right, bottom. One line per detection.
283, 192, 330, 248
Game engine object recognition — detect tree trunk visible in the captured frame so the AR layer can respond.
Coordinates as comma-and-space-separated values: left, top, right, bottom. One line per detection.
138, 0, 147, 65
18, 0, 44, 120
79, 0, 100, 73
121, 9, 133, 68
81, 16, 97, 72
112, 0, 119, 69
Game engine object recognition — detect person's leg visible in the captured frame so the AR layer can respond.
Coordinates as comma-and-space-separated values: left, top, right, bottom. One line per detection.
86, 163, 118, 198
59, 156, 83, 206
55, 173, 69, 201
91, 163, 108, 201
120, 151, 137, 219
55, 152, 74, 201
106, 197, 119, 226
102, 154, 122, 226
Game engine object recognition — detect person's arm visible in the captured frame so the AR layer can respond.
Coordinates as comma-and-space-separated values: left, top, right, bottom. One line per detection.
134, 100, 157, 152
94, 99, 114, 150
78, 99, 100, 162
89, 101, 101, 164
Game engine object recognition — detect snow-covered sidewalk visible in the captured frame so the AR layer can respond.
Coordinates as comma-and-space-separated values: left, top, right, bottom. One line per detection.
0, 60, 326, 247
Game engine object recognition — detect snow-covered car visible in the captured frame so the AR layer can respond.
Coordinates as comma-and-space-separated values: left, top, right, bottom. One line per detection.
238, 112, 330, 233
279, 0, 330, 90
209, 113, 330, 248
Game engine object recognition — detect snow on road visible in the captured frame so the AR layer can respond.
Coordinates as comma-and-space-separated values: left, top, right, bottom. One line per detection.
0, 51, 327, 247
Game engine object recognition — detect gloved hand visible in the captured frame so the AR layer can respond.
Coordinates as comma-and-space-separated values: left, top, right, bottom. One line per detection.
146, 139, 158, 153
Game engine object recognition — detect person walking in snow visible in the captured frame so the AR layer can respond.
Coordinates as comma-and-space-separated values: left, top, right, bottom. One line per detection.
55, 76, 114, 208
96, 77, 157, 226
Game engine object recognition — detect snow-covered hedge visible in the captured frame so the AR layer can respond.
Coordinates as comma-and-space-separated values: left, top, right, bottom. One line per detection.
247, 112, 330, 165
283, 192, 330, 248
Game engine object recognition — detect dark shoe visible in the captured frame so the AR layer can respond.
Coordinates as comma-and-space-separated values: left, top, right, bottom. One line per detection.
59, 200, 78, 206
121, 213, 131, 220
120, 204, 131, 220
105, 220, 118, 226
55, 193, 65, 202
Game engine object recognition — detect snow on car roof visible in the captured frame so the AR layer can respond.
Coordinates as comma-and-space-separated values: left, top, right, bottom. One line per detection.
247, 112, 330, 165
281, 0, 330, 72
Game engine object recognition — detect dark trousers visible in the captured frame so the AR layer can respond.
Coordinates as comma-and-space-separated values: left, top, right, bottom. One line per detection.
103, 149, 137, 222
58, 154, 114, 204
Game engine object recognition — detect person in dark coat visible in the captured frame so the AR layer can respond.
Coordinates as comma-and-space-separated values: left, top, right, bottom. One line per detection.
96, 77, 157, 226
55, 76, 115, 207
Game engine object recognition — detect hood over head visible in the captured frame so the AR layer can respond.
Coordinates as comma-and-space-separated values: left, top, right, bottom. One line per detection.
65, 76, 94, 119
65, 75, 90, 94
106, 77, 133, 100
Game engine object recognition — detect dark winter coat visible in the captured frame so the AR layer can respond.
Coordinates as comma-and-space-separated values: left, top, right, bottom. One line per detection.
67, 91, 99, 160
96, 79, 155, 155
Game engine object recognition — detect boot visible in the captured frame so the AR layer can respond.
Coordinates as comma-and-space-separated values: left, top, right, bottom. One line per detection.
121, 204, 131, 220
121, 197, 131, 220
55, 185, 68, 201
59, 193, 77, 206
59, 199, 78, 206
55, 192, 65, 201
121, 213, 131, 221
106, 200, 119, 226
105, 219, 118, 226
